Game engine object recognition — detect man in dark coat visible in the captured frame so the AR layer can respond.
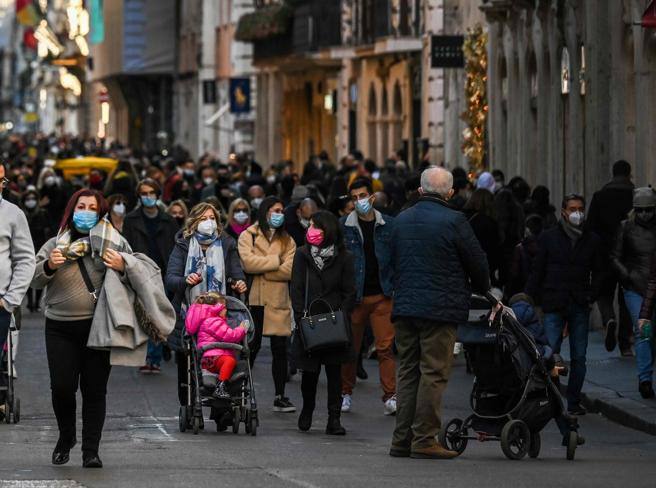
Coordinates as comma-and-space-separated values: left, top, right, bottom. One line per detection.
389, 167, 490, 459
526, 194, 604, 416
122, 178, 180, 373
587, 160, 634, 355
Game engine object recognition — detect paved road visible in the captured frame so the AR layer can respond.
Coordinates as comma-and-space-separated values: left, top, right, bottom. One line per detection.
1, 312, 655, 488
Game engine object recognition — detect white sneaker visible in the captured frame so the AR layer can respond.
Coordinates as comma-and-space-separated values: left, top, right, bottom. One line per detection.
384, 395, 397, 416
341, 394, 352, 413
453, 342, 463, 356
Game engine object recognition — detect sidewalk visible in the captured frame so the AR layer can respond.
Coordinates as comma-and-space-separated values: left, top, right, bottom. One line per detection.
562, 330, 656, 435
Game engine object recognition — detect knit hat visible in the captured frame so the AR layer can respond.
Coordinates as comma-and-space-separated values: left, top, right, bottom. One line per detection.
476, 172, 495, 193
633, 187, 656, 208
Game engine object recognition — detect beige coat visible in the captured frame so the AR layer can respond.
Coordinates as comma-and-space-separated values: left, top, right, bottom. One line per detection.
238, 224, 296, 336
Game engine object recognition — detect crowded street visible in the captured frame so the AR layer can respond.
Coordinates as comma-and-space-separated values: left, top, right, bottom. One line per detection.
2, 1, 656, 487
0, 313, 654, 487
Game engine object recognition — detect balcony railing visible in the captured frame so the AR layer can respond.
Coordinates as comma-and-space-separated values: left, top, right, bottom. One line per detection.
293, 0, 342, 53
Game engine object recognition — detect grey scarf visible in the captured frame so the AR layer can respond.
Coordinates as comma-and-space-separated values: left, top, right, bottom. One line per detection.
310, 245, 335, 270
561, 219, 583, 245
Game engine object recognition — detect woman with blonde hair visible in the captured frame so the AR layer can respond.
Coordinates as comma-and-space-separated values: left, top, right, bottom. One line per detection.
165, 202, 247, 428
225, 198, 252, 240
167, 199, 189, 228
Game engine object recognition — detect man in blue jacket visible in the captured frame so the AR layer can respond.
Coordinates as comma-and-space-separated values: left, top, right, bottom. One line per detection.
389, 167, 489, 459
341, 177, 397, 416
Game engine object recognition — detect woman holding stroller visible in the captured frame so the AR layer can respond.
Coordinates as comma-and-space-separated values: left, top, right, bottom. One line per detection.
290, 210, 356, 435
165, 202, 248, 427
238, 196, 297, 413
31, 189, 128, 468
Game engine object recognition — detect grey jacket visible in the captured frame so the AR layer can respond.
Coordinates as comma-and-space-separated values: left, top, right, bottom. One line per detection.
0, 199, 36, 312
87, 252, 176, 366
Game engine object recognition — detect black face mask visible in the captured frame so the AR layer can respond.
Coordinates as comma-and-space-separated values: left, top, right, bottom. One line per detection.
175, 216, 185, 227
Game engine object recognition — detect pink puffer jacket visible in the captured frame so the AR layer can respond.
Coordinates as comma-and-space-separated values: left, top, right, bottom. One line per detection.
185, 303, 246, 358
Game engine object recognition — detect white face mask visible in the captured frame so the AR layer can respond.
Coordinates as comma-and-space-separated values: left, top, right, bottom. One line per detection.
25, 198, 38, 209
113, 202, 126, 216
203, 177, 214, 186
251, 197, 263, 209
568, 211, 584, 227
197, 218, 217, 236
44, 175, 56, 187
299, 217, 310, 229
266, 175, 276, 185
233, 210, 249, 224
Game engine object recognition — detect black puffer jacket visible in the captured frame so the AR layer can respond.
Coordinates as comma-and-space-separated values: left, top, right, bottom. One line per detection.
611, 217, 656, 296
290, 245, 356, 373
525, 223, 604, 313
587, 176, 634, 255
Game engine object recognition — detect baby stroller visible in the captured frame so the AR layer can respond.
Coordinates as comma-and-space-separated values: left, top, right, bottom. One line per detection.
440, 293, 581, 461
178, 295, 258, 436
0, 313, 20, 424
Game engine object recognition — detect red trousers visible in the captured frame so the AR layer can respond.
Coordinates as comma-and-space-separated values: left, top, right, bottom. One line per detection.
201, 355, 237, 382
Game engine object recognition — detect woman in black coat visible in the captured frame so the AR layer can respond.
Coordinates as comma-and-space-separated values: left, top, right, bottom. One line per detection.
290, 210, 356, 435
464, 189, 501, 286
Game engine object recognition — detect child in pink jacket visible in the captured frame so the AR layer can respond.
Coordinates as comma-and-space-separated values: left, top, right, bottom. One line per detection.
185, 292, 249, 399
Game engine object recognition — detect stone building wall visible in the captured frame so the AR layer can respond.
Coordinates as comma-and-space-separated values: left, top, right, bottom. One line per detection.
483, 0, 656, 207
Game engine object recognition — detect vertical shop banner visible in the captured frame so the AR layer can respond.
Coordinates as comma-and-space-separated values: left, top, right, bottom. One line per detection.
229, 78, 251, 114
89, 0, 105, 44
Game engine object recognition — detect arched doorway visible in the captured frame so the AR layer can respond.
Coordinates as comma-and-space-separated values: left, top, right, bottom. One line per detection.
380, 86, 389, 161
367, 83, 378, 161
391, 82, 403, 155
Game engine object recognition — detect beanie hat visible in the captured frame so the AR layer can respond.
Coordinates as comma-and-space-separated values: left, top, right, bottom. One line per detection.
633, 187, 656, 208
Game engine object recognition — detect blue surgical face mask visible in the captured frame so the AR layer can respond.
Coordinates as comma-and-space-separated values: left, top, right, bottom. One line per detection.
355, 196, 372, 216
268, 212, 285, 229
141, 196, 157, 208
73, 210, 99, 233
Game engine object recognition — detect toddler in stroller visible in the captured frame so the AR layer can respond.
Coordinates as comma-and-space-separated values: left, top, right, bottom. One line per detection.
179, 292, 258, 435
440, 292, 584, 460
185, 292, 250, 400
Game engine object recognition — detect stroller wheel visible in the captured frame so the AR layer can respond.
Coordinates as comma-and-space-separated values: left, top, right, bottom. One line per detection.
245, 410, 257, 437
566, 431, 578, 460
178, 406, 187, 433
4, 400, 10, 425
192, 416, 201, 435
438, 418, 467, 455
500, 420, 530, 460
232, 407, 240, 434
12, 398, 20, 424
528, 431, 541, 458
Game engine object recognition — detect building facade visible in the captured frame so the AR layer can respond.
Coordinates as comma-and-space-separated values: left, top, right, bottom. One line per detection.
483, 0, 656, 206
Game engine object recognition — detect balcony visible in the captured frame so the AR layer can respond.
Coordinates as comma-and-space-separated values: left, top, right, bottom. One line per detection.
356, 0, 417, 46
293, 0, 342, 54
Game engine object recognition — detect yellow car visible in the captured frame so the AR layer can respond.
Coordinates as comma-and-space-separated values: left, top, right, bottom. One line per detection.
55, 157, 118, 180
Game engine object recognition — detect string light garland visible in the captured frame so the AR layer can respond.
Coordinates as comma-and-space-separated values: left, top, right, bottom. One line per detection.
461, 24, 488, 171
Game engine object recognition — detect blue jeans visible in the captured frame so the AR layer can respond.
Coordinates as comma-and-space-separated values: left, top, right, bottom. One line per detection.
543, 304, 590, 410
146, 340, 163, 367
623, 290, 654, 383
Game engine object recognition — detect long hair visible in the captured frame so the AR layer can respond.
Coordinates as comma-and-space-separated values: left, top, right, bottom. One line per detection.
464, 188, 497, 219
310, 210, 344, 251
257, 196, 287, 238
183, 202, 223, 239
59, 189, 108, 233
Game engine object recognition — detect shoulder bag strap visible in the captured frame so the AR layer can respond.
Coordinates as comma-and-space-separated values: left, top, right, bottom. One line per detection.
76, 259, 98, 303
303, 266, 309, 317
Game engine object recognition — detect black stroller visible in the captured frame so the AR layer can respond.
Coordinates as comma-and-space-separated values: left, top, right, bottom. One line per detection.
178, 295, 258, 436
0, 312, 20, 424
440, 293, 581, 461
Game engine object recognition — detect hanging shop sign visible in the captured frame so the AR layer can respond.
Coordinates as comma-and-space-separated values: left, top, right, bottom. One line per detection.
431, 35, 465, 68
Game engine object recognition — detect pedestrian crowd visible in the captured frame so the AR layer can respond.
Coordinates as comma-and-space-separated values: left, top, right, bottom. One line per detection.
0, 132, 655, 466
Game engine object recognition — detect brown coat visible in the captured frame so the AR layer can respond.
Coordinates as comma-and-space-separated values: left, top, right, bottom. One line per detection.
238, 224, 296, 336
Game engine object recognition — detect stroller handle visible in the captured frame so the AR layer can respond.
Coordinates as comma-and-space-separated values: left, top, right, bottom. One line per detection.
484, 291, 500, 307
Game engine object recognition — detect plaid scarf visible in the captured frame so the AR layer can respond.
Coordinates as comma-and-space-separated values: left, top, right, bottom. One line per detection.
310, 244, 335, 270
56, 215, 128, 260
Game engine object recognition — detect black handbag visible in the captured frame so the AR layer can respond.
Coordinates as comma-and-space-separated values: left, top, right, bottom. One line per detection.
299, 268, 350, 352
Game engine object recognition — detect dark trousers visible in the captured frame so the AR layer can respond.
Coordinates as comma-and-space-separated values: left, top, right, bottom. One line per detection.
597, 274, 633, 350
392, 318, 457, 451
0, 308, 10, 352
249, 305, 288, 397
45, 318, 112, 453
301, 364, 342, 418
27, 287, 43, 311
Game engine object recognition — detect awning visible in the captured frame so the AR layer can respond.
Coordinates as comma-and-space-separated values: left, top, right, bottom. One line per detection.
643, 0, 656, 28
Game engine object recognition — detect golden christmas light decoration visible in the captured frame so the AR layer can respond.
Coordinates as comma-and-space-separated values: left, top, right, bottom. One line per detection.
460, 24, 488, 170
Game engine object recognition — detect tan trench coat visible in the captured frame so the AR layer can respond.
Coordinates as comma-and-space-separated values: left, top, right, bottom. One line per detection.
238, 224, 296, 336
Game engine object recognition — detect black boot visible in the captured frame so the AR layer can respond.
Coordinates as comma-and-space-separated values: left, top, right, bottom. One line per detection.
639, 381, 655, 399
52, 437, 76, 465
82, 450, 103, 468
212, 381, 231, 400
298, 408, 313, 432
325, 415, 346, 435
